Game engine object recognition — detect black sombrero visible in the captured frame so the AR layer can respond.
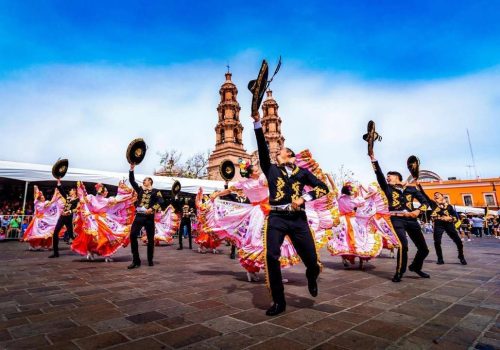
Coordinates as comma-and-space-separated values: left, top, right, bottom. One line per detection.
248, 57, 281, 116
219, 159, 235, 182
362, 120, 382, 157
407, 155, 420, 180
171, 180, 181, 196
126, 138, 147, 165
52, 158, 69, 179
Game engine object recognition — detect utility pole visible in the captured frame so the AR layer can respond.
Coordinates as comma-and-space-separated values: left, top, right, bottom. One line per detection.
466, 129, 478, 179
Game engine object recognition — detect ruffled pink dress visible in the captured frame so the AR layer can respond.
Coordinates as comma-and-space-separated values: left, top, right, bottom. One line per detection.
361, 184, 400, 251
23, 193, 64, 249
195, 192, 224, 250
295, 150, 338, 249
197, 174, 301, 273
150, 206, 179, 245
327, 183, 399, 262
72, 182, 135, 258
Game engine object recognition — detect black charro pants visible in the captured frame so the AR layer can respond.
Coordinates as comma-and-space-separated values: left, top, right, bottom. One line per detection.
434, 221, 464, 261
265, 212, 320, 304
130, 214, 155, 264
390, 217, 429, 274
53, 215, 73, 255
178, 218, 192, 249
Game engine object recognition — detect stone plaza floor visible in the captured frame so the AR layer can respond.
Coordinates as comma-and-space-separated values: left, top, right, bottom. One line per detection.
0, 235, 498, 350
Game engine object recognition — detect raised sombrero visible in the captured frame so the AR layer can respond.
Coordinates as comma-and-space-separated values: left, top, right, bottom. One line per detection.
126, 138, 147, 165
171, 180, 181, 196
407, 155, 420, 180
219, 159, 236, 182
362, 120, 382, 157
248, 56, 281, 116
52, 158, 69, 179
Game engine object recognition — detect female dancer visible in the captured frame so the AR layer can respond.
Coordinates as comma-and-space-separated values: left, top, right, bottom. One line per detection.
143, 204, 179, 246
206, 159, 301, 282
326, 172, 398, 268
195, 188, 224, 254
72, 182, 135, 262
295, 150, 339, 250
23, 186, 64, 250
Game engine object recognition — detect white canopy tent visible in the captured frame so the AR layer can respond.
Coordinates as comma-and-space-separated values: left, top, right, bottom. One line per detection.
408, 201, 497, 216
454, 205, 499, 216
0, 160, 227, 195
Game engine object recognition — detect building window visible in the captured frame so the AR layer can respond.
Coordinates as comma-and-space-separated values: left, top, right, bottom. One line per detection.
462, 194, 473, 206
220, 130, 225, 143
484, 194, 496, 207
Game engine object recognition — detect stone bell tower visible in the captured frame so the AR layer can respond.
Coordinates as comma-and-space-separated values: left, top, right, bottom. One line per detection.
261, 90, 285, 162
207, 71, 251, 181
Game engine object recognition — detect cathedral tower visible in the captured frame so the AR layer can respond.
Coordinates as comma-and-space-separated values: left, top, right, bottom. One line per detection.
261, 90, 285, 162
207, 72, 251, 181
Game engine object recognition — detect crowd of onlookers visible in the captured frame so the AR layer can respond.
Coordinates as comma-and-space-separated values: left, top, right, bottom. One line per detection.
420, 213, 500, 241
461, 214, 499, 240
0, 200, 34, 240
0, 214, 31, 240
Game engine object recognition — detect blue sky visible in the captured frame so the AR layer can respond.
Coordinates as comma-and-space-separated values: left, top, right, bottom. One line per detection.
1, 0, 499, 79
0, 0, 499, 181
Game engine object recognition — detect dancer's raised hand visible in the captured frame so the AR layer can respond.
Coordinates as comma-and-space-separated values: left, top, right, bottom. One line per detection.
252, 111, 261, 123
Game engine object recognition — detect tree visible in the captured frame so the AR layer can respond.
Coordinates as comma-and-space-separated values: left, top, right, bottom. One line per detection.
329, 164, 355, 189
183, 150, 210, 179
156, 149, 183, 176
156, 149, 210, 179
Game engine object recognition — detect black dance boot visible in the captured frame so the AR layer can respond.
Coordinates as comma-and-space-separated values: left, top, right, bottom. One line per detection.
436, 259, 445, 265
266, 302, 286, 316
409, 265, 430, 278
459, 255, 467, 265
308, 278, 318, 297
127, 262, 141, 269
392, 272, 402, 282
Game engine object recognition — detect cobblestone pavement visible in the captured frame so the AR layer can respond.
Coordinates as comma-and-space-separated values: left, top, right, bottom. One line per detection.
0, 235, 498, 350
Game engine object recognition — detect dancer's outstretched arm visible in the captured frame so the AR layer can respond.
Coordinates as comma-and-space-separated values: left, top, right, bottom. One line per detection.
252, 112, 271, 175
369, 153, 389, 195
128, 164, 140, 193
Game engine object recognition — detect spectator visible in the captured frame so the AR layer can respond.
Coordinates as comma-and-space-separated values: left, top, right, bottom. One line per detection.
494, 217, 500, 239
471, 215, 484, 238
8, 214, 21, 239
1, 215, 10, 229
486, 217, 494, 237
20, 218, 29, 240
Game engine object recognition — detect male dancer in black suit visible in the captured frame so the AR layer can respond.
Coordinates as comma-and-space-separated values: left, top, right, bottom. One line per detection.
417, 185, 467, 265
49, 179, 78, 258
128, 164, 162, 268
252, 111, 329, 316
369, 151, 430, 282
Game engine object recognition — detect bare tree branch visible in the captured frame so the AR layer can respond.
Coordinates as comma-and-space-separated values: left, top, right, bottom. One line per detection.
156, 149, 210, 179
156, 149, 183, 176
329, 164, 355, 189
183, 150, 210, 179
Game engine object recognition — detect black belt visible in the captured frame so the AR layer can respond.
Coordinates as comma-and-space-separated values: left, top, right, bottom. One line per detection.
270, 206, 305, 216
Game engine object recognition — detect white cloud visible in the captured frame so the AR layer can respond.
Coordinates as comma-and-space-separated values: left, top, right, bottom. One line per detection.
0, 61, 499, 184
